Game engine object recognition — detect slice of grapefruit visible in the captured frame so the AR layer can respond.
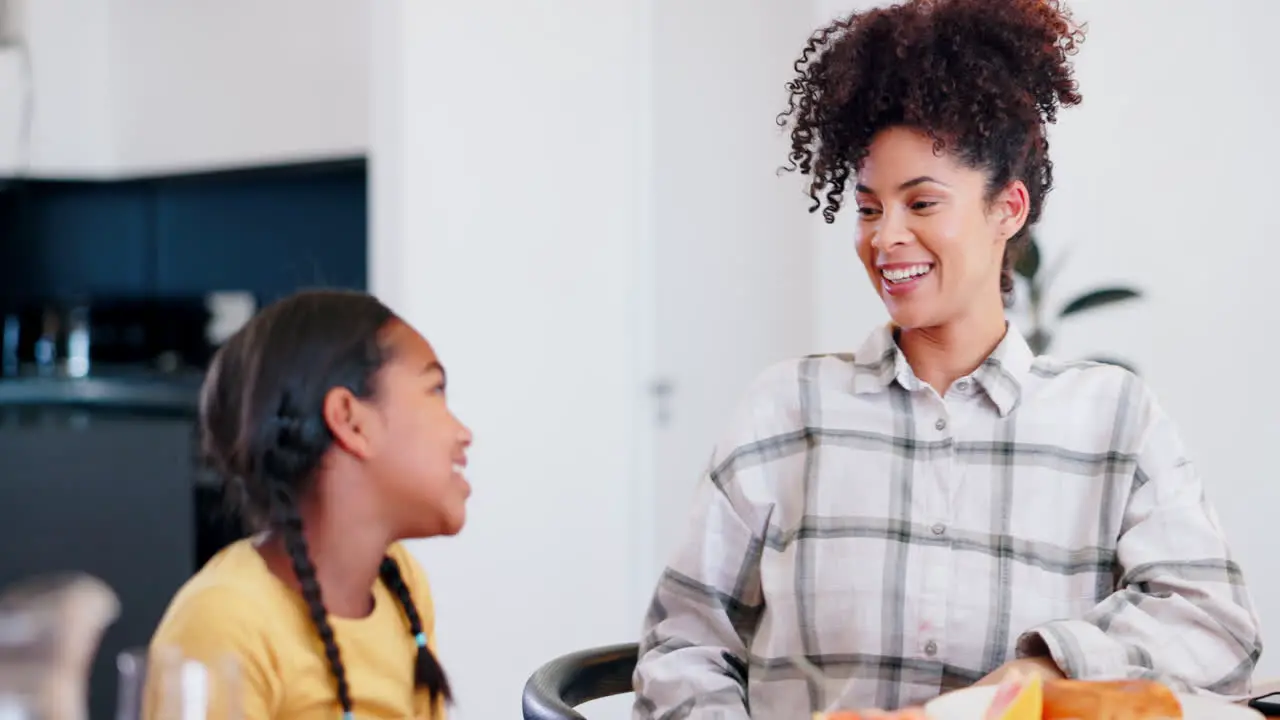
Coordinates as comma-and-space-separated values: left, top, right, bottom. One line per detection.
983, 670, 1044, 720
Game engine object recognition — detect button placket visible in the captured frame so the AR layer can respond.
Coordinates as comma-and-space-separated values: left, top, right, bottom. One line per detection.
920, 398, 956, 663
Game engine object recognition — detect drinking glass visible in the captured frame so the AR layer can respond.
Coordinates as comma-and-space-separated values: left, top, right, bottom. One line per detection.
116, 647, 241, 720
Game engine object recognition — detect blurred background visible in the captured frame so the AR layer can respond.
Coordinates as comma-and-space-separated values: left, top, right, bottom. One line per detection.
0, 1, 1274, 719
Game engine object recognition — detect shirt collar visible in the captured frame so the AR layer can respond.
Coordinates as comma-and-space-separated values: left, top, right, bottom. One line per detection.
850, 322, 1034, 417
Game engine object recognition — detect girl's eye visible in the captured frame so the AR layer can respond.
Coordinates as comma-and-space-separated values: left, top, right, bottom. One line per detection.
857, 206, 881, 218
911, 200, 939, 211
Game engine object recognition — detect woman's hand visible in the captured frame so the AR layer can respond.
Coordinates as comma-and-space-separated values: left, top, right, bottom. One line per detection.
973, 655, 1066, 687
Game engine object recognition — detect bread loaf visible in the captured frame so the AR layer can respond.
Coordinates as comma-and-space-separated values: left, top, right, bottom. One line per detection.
1042, 679, 1183, 720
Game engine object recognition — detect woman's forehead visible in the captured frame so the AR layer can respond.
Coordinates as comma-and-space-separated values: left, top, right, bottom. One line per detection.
858, 129, 983, 192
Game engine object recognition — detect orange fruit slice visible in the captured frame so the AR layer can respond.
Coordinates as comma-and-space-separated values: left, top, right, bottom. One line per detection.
984, 670, 1044, 720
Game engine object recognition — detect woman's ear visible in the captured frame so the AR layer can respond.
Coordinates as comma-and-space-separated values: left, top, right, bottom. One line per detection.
322, 386, 377, 460
994, 180, 1031, 241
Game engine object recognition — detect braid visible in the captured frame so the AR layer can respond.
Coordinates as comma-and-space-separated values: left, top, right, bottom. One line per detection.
274, 485, 356, 718
199, 291, 408, 720
379, 557, 453, 704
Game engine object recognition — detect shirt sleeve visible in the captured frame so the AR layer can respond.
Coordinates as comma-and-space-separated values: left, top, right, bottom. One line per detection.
632, 470, 767, 720
1017, 386, 1263, 698
631, 363, 793, 720
144, 585, 280, 720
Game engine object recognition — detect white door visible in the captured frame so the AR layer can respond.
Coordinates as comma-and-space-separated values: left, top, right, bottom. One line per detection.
645, 0, 818, 580
579, 5, 820, 718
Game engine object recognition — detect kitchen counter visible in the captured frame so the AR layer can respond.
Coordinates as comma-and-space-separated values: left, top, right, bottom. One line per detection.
0, 371, 202, 416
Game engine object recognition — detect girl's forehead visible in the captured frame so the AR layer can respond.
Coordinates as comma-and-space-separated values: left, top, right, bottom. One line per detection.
381, 320, 438, 366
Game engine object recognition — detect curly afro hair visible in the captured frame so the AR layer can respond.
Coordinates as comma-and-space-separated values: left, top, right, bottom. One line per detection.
778, 0, 1086, 296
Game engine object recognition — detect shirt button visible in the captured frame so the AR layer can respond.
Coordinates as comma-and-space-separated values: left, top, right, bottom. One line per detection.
935, 418, 947, 431
924, 640, 939, 657
955, 380, 969, 392
931, 523, 946, 536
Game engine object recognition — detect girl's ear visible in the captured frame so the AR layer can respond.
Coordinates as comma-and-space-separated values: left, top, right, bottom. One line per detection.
322, 387, 377, 460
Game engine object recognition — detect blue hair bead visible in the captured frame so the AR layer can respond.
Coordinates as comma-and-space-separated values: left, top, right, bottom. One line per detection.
343, 713, 354, 720
414, 632, 427, 648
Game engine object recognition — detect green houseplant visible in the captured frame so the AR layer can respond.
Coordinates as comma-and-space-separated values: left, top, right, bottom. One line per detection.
1012, 233, 1143, 372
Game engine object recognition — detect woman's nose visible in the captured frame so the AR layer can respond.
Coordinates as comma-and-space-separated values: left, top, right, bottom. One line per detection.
871, 212, 912, 251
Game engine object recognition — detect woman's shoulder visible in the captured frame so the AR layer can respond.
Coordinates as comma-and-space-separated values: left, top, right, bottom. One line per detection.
1025, 354, 1169, 427
1028, 354, 1150, 397
706, 354, 860, 467
736, 353, 858, 406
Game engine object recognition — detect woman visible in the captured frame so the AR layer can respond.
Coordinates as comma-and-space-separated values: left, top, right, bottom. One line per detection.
147, 290, 472, 719
632, 0, 1261, 717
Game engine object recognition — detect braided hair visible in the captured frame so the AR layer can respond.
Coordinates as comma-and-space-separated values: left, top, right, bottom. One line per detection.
199, 289, 453, 717
379, 558, 451, 697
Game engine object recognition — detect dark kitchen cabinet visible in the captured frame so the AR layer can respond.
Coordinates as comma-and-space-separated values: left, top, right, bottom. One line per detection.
0, 405, 197, 720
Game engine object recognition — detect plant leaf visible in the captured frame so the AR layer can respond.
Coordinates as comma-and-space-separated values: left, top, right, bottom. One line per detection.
1037, 246, 1071, 296
1027, 328, 1052, 355
1058, 287, 1141, 318
1086, 355, 1139, 375
1013, 234, 1041, 279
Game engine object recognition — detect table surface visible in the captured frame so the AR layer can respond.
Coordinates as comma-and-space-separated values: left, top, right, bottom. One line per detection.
1243, 679, 1280, 717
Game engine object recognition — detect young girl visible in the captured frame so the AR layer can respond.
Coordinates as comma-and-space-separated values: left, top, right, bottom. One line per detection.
148, 289, 472, 720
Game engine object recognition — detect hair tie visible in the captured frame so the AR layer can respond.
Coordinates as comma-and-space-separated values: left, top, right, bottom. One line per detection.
342, 713, 354, 720
414, 632, 427, 648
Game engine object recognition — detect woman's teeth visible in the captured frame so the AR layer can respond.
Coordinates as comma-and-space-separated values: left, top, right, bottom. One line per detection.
881, 264, 933, 283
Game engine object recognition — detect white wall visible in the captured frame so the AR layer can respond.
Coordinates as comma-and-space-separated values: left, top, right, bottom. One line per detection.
812, 0, 1280, 679
0, 0, 368, 178
370, 3, 653, 719
108, 0, 369, 175
371, 1, 818, 718
0, 0, 115, 176
648, 0, 817, 581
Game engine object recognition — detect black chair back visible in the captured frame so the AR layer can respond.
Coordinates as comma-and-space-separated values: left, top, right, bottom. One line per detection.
522, 642, 639, 720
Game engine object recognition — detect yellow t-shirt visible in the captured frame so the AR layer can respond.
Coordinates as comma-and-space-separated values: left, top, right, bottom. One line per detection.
147, 539, 445, 720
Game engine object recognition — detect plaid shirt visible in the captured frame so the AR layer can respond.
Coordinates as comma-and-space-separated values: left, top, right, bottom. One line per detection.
632, 324, 1262, 718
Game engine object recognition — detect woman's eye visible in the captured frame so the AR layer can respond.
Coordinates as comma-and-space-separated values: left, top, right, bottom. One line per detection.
856, 206, 881, 217
911, 200, 938, 211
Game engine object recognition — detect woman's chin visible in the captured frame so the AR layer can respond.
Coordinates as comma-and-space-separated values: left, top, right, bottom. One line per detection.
881, 286, 953, 330
885, 304, 935, 331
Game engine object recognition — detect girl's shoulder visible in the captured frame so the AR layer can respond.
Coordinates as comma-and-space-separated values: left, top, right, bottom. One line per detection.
153, 539, 287, 641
